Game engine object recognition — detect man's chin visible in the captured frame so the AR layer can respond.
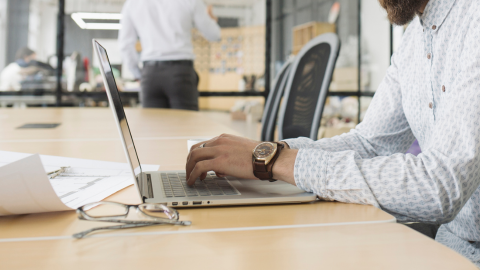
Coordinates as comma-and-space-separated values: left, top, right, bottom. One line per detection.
388, 13, 417, 26
380, 0, 426, 26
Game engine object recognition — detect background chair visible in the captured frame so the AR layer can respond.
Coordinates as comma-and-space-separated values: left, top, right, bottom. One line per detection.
260, 58, 293, 142
277, 33, 340, 140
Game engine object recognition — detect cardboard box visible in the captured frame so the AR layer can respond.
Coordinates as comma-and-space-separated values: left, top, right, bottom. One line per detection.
292, 22, 336, 55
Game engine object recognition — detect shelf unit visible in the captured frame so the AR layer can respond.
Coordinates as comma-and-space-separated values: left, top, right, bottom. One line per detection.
292, 22, 336, 55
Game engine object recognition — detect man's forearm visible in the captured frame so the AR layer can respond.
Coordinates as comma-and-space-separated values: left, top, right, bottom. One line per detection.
272, 149, 298, 185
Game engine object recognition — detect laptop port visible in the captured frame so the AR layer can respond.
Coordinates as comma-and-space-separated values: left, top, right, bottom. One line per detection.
182, 201, 188, 205
172, 202, 178, 206
193, 201, 202, 205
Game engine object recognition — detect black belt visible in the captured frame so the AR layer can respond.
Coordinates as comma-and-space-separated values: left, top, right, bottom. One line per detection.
143, 60, 193, 66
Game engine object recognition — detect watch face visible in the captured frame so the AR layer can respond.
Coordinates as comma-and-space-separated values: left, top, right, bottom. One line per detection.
254, 143, 274, 159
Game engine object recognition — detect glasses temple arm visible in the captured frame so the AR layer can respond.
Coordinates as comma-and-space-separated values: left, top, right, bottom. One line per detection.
73, 223, 155, 239
73, 220, 192, 239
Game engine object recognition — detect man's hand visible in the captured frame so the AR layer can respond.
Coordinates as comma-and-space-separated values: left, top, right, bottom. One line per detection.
185, 134, 298, 186
207, 5, 218, 22
186, 134, 258, 185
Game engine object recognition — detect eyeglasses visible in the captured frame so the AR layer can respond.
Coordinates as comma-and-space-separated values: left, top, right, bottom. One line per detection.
73, 201, 191, 239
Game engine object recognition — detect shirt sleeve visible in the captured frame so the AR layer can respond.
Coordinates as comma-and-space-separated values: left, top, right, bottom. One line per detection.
192, 0, 221, 42
118, 2, 142, 80
289, 28, 480, 224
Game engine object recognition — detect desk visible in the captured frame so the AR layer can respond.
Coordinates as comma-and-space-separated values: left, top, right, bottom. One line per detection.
0, 108, 475, 269
0, 108, 239, 167
0, 108, 394, 238
0, 95, 56, 107
0, 223, 476, 269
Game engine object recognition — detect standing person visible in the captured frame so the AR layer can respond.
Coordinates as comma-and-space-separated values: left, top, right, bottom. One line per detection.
119, 0, 220, 110
186, 0, 480, 266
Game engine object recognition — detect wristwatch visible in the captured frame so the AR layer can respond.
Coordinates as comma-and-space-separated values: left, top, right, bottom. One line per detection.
252, 142, 285, 182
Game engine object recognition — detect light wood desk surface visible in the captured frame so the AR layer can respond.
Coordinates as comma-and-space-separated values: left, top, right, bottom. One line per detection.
0, 108, 239, 168
0, 108, 394, 240
0, 223, 476, 269
0, 108, 475, 269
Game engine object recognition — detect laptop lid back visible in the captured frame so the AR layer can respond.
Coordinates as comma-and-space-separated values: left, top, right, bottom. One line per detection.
93, 39, 148, 201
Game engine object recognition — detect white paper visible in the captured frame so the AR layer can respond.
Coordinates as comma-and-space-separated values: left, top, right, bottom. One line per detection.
0, 154, 71, 216
0, 151, 160, 216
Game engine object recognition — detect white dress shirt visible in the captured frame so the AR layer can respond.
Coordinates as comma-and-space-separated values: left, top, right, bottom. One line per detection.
284, 0, 480, 265
119, 0, 221, 79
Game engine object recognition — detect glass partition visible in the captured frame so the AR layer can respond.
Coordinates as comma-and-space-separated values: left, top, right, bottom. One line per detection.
0, 0, 394, 135
0, 0, 57, 101
64, 0, 267, 110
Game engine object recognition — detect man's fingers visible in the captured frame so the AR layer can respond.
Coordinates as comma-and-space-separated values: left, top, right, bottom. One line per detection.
187, 159, 219, 185
187, 134, 233, 154
186, 134, 232, 166
187, 136, 220, 163
199, 135, 231, 148
186, 147, 218, 179
185, 134, 237, 183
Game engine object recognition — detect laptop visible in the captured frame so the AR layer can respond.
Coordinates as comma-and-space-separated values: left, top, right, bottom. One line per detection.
93, 40, 316, 207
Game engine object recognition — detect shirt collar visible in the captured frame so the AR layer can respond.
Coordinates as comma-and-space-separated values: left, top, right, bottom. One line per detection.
420, 0, 456, 30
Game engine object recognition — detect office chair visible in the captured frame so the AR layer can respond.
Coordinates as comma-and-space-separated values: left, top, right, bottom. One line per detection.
277, 33, 340, 140
260, 58, 293, 142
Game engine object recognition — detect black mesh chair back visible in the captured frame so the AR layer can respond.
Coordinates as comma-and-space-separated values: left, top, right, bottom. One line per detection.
260, 59, 293, 141
277, 33, 340, 140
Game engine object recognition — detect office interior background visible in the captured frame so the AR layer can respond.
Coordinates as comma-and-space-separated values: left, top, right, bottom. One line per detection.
0, 0, 404, 140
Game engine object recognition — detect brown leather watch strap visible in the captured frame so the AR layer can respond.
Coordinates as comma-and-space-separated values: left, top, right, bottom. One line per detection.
253, 143, 284, 181
253, 160, 271, 179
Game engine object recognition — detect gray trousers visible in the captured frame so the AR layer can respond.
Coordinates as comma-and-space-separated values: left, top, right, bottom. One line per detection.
140, 61, 199, 111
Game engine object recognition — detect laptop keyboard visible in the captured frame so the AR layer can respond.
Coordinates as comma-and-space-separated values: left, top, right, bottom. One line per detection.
160, 172, 240, 197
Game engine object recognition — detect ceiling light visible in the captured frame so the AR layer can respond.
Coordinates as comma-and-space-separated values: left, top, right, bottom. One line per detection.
71, 13, 122, 30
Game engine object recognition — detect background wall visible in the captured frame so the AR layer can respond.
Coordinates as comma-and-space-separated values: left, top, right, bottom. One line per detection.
64, 15, 119, 64
0, 0, 7, 70
361, 0, 390, 91
6, 0, 30, 64
28, 0, 57, 63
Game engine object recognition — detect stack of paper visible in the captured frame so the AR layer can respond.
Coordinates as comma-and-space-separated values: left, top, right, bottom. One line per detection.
0, 151, 159, 216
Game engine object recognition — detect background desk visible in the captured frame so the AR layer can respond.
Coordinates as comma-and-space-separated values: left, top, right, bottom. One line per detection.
0, 108, 475, 269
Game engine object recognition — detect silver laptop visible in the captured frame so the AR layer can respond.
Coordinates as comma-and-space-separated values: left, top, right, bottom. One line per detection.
93, 40, 316, 207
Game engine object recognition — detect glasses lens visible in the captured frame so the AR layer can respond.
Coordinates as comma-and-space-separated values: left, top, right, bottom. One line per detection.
138, 204, 178, 220
82, 202, 128, 218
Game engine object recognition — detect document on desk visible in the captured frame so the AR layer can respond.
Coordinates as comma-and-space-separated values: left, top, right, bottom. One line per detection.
0, 151, 159, 216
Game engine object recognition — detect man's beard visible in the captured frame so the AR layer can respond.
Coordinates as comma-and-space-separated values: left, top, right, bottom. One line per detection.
378, 0, 428, 25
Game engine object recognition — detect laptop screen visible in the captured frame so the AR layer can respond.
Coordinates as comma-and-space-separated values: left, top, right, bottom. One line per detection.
94, 41, 142, 178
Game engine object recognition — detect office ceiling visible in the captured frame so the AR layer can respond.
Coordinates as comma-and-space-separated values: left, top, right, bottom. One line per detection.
61, 0, 261, 13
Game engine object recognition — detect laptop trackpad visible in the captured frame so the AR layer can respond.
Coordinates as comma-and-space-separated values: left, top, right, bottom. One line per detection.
230, 179, 307, 196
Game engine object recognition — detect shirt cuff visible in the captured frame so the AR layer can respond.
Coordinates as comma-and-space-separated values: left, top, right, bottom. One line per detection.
293, 148, 381, 207
293, 148, 329, 196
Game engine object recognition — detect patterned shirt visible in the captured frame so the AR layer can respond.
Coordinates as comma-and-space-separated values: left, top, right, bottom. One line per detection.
283, 0, 480, 263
